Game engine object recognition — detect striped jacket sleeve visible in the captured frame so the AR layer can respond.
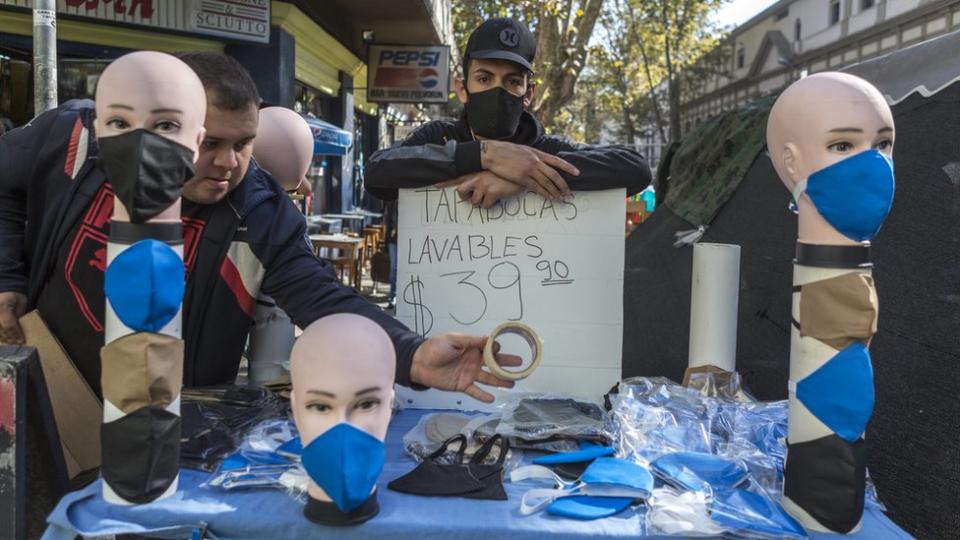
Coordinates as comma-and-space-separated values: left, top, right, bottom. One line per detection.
364, 122, 483, 201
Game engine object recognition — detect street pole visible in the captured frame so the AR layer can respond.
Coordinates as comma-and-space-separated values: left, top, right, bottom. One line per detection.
33, 0, 58, 115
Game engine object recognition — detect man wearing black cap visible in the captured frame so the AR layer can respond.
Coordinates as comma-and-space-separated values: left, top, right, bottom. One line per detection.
365, 17, 651, 207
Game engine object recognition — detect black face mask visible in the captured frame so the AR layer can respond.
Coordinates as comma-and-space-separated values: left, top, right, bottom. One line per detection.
784, 435, 867, 533
388, 434, 508, 500
464, 86, 524, 140
100, 405, 181, 504
96, 129, 195, 223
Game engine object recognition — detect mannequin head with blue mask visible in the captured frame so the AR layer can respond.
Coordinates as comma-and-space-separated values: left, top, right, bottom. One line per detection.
767, 72, 895, 245
290, 314, 396, 525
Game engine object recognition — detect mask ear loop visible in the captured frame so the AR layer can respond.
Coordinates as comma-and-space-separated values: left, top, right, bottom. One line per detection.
428, 434, 468, 463
469, 434, 509, 465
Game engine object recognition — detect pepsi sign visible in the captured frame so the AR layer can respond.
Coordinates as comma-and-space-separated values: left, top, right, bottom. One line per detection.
368, 44, 450, 104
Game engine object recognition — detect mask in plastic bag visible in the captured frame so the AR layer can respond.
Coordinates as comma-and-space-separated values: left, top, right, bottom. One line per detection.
710, 488, 808, 540
511, 457, 653, 520
650, 452, 749, 494
647, 488, 728, 537
388, 434, 508, 500
499, 397, 607, 442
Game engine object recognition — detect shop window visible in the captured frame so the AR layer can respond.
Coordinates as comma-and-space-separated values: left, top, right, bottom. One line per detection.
862, 0, 875, 9
294, 82, 331, 120
736, 45, 745, 69
830, 0, 841, 25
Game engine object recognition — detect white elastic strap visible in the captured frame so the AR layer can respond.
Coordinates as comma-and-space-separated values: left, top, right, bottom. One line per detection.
792, 180, 807, 206
511, 465, 575, 516
509, 464, 564, 485
520, 487, 579, 515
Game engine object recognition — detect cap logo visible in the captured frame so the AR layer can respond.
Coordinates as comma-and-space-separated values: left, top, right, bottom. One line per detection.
499, 28, 520, 48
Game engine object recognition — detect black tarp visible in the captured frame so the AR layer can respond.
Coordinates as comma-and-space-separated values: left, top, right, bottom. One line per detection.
622, 81, 960, 540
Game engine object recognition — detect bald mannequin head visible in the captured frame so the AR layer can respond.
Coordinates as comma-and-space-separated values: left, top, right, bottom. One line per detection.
290, 313, 396, 502
254, 107, 314, 191
94, 52, 206, 156
766, 73, 894, 244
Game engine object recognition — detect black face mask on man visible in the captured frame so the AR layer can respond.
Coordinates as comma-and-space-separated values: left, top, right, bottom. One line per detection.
97, 129, 195, 223
464, 86, 524, 140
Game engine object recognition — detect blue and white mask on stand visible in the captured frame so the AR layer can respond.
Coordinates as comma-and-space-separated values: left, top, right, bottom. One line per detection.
792, 149, 895, 241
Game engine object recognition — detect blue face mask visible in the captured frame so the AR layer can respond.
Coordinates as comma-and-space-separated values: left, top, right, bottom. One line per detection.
512, 457, 653, 520
793, 149, 895, 242
791, 341, 874, 442
300, 423, 385, 512
650, 452, 750, 494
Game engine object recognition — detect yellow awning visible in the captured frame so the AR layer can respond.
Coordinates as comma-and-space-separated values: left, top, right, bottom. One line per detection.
271, 1, 377, 115
0, 10, 223, 53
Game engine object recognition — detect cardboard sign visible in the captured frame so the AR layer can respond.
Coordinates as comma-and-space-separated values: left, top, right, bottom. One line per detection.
397, 188, 626, 409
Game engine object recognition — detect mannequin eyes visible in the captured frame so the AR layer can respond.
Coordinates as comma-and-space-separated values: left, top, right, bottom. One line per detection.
827, 141, 853, 153
154, 120, 181, 133
874, 139, 892, 151
354, 398, 381, 411
305, 402, 332, 413
105, 118, 130, 130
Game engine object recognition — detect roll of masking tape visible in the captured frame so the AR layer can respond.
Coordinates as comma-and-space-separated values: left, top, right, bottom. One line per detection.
483, 322, 543, 381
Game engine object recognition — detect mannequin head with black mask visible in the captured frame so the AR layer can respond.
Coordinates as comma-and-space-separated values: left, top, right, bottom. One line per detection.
94, 51, 206, 223
290, 314, 396, 526
456, 17, 537, 140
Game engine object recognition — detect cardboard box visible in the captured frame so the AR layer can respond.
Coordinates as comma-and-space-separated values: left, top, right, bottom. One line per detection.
20, 311, 101, 479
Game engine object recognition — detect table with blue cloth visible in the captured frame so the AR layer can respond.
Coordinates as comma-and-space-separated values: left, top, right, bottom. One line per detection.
44, 409, 912, 540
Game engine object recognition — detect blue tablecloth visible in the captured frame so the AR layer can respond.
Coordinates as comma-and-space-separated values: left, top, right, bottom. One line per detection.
44, 409, 913, 540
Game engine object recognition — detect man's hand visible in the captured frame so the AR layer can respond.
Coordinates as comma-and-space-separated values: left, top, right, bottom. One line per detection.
410, 333, 522, 403
456, 171, 526, 208
0, 292, 27, 345
480, 140, 578, 200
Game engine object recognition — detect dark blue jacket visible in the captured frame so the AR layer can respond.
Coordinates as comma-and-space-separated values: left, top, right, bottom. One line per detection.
0, 100, 423, 387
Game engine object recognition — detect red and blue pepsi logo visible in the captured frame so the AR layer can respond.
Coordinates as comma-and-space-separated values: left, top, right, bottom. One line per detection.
419, 68, 440, 89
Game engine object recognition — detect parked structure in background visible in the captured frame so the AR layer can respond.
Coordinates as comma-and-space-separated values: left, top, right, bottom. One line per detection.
641, 0, 960, 168
0, 0, 454, 213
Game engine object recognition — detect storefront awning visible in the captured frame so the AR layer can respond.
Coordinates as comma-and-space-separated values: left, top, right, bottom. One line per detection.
303, 116, 352, 156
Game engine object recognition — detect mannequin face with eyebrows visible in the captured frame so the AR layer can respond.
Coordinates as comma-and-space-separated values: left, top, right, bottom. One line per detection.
94, 51, 206, 156
290, 314, 396, 501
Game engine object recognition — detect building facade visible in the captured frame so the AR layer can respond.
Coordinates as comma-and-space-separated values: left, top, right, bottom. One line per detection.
0, 0, 454, 212
662, 0, 960, 162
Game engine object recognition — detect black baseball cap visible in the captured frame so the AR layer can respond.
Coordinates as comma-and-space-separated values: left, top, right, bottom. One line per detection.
463, 18, 536, 73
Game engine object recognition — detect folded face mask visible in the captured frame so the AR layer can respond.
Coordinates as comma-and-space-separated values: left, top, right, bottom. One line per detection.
710, 487, 807, 540
532, 441, 615, 481
388, 434, 508, 500
650, 452, 750, 494
511, 457, 653, 520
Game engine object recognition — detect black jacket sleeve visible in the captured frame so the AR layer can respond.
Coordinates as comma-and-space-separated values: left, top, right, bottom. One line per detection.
255, 195, 424, 387
535, 136, 652, 197
0, 109, 61, 295
365, 122, 483, 201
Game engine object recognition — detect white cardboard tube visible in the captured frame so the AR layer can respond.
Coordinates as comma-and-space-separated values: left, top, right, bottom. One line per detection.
688, 243, 741, 371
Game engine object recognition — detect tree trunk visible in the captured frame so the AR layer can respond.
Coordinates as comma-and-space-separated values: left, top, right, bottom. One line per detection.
533, 0, 604, 132
664, 27, 681, 141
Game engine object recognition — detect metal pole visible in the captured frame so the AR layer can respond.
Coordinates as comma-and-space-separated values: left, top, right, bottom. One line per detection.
33, 0, 58, 115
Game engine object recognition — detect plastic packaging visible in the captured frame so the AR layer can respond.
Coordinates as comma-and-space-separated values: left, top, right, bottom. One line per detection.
646, 488, 727, 537
180, 386, 287, 471
496, 395, 609, 443
202, 416, 304, 496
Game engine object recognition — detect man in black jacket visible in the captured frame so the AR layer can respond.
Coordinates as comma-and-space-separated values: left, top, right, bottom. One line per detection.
366, 17, 651, 206
0, 52, 517, 404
